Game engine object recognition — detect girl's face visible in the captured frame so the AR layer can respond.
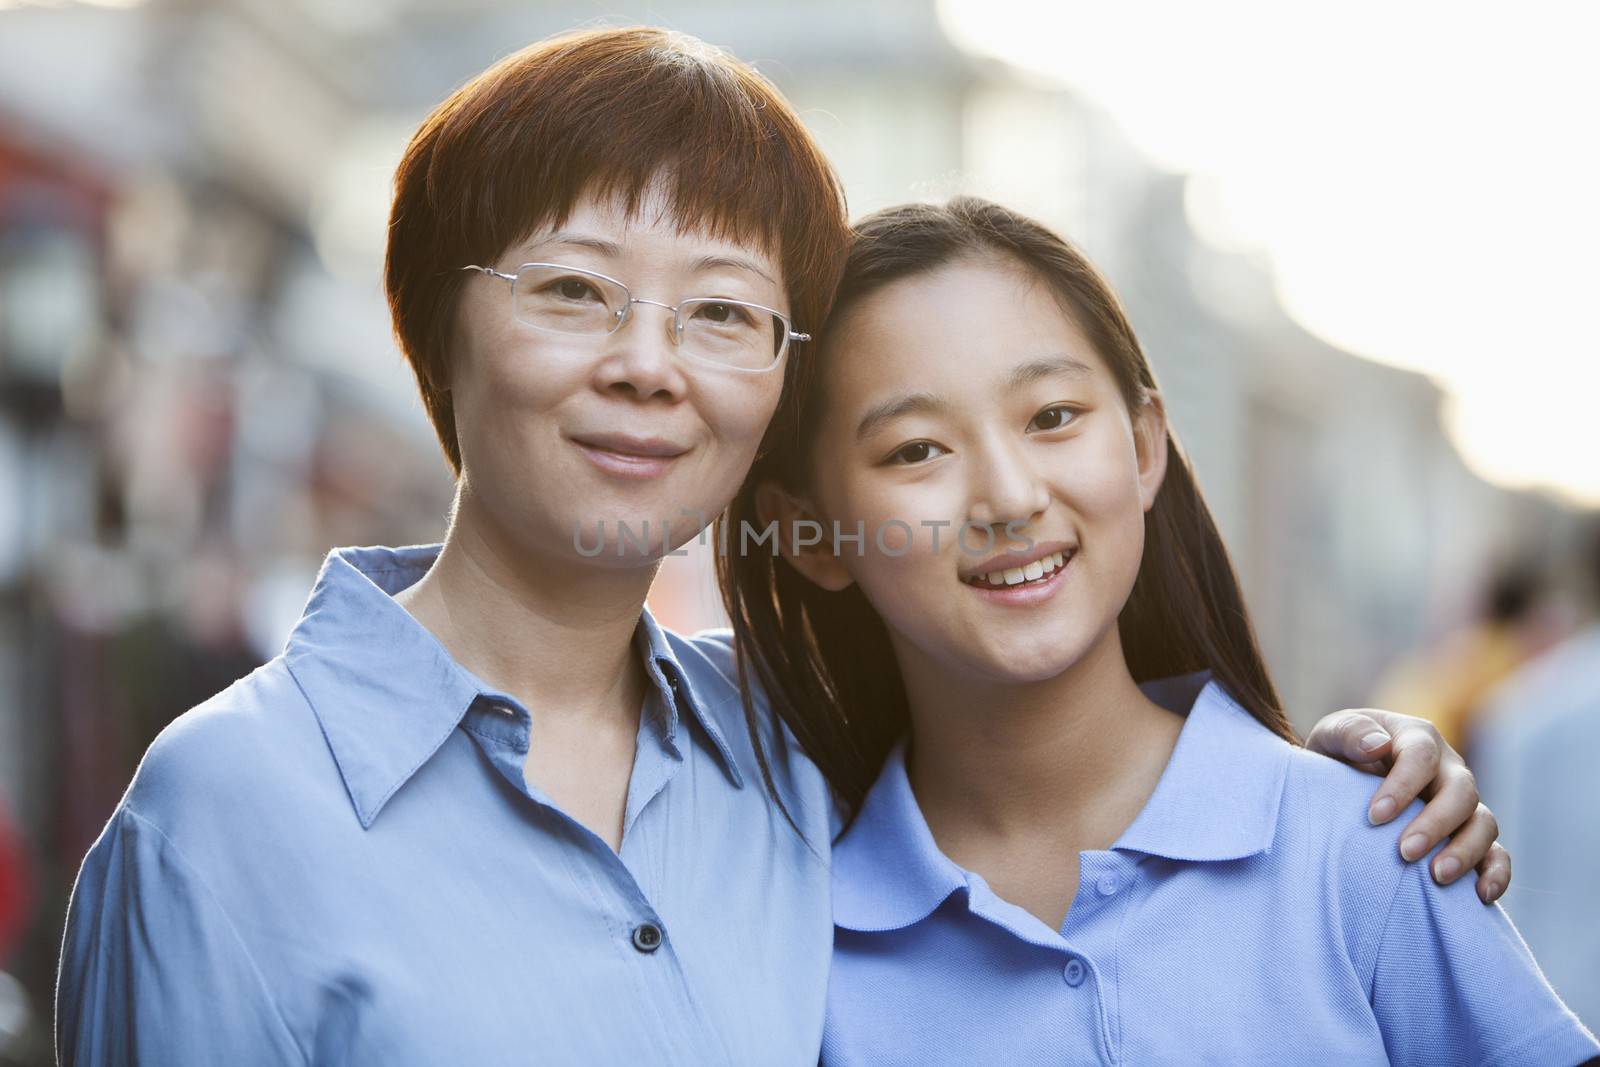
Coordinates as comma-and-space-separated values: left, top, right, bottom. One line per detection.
781, 254, 1168, 685
450, 181, 789, 567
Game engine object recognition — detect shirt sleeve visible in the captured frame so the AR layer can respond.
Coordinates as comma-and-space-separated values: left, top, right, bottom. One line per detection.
1370, 856, 1599, 1067
56, 806, 309, 1066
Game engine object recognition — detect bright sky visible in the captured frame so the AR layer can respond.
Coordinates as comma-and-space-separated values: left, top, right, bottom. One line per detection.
940, 0, 1600, 506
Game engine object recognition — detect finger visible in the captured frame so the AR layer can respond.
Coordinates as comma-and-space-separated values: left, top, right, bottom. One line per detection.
1394, 763, 1477, 862
1304, 710, 1395, 765
1474, 843, 1512, 905
1367, 724, 1445, 826
1427, 804, 1499, 886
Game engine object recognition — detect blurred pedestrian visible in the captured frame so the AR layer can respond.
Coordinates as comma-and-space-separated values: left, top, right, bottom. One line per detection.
1372, 559, 1553, 757
1472, 524, 1600, 1031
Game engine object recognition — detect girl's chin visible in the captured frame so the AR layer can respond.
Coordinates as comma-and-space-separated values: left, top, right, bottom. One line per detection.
939, 642, 1093, 687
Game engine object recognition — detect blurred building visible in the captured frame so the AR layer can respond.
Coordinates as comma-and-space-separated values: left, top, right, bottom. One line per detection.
0, 1, 1589, 1057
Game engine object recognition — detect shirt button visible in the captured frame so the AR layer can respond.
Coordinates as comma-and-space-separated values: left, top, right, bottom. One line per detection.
1063, 958, 1087, 987
1096, 874, 1120, 897
631, 922, 664, 954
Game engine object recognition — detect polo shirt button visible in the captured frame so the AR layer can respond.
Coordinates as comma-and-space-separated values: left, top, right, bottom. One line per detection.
631, 922, 663, 954
1096, 874, 1119, 897
1063, 958, 1087, 987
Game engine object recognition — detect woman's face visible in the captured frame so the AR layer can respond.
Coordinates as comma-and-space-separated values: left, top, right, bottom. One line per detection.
449, 181, 790, 567
788, 254, 1167, 685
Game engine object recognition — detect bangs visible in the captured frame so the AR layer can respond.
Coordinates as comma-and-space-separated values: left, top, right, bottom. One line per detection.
419, 27, 835, 291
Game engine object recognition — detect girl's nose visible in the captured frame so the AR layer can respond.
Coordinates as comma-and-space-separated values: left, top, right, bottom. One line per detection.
966, 436, 1050, 533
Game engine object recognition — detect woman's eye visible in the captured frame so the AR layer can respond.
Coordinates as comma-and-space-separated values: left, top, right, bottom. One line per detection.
887, 441, 946, 465
695, 301, 753, 327
1028, 405, 1079, 432
551, 277, 601, 302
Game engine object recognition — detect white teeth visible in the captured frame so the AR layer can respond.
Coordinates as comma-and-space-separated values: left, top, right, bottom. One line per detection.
967, 551, 1072, 588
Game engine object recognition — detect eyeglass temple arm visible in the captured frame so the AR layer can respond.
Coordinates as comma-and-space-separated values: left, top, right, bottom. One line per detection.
460, 265, 516, 283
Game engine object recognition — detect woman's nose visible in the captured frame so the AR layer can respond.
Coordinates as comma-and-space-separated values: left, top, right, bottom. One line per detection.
591, 303, 689, 402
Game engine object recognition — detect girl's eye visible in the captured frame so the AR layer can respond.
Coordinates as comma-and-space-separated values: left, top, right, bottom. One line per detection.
886, 441, 947, 465
1028, 405, 1079, 432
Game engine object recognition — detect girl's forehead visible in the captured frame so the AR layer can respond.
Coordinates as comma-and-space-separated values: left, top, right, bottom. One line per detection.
833, 259, 1102, 383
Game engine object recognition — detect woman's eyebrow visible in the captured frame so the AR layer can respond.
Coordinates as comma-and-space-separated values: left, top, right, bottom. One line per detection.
692, 254, 776, 286
1006, 355, 1093, 389
528, 232, 620, 256
856, 392, 949, 440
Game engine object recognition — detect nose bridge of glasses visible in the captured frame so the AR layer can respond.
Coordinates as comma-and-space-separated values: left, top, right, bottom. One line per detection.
620, 297, 686, 342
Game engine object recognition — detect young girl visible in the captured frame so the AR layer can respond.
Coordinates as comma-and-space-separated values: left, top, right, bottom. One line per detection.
729, 199, 1598, 1065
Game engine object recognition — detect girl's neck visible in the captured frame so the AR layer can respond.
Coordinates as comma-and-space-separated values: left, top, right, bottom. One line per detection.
898, 623, 1184, 844
395, 485, 661, 727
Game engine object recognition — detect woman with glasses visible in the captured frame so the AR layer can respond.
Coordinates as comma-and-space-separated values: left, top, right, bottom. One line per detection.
56, 26, 1513, 1065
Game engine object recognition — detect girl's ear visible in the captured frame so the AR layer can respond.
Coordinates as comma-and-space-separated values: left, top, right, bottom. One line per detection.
1133, 391, 1170, 512
753, 480, 856, 592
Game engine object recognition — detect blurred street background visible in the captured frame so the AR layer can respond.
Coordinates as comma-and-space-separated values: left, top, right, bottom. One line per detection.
0, 0, 1595, 1059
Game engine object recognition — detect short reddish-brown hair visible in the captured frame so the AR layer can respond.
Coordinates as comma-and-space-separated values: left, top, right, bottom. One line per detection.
384, 26, 851, 476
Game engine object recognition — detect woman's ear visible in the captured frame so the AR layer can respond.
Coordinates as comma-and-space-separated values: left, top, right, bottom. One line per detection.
753, 480, 856, 592
1133, 391, 1170, 512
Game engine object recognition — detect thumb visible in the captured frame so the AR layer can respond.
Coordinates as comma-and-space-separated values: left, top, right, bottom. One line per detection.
1306, 709, 1393, 764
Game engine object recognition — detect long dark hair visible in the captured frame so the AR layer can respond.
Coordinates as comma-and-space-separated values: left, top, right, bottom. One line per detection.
718, 197, 1295, 817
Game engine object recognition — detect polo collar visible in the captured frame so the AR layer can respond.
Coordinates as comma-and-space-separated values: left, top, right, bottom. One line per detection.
284, 544, 742, 829
832, 672, 1291, 932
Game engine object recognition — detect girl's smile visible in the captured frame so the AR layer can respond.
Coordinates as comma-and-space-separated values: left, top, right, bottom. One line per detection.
960, 543, 1076, 605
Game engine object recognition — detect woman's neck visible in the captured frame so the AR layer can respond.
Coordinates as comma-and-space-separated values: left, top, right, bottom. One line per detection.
395, 488, 661, 728
898, 624, 1183, 849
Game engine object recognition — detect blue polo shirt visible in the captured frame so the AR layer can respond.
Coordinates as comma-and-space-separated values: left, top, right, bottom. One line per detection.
825, 673, 1599, 1066
57, 544, 836, 1066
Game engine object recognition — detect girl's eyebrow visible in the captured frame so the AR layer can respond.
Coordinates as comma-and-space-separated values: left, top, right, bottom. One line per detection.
855, 356, 1092, 441
855, 392, 949, 440
1006, 355, 1093, 388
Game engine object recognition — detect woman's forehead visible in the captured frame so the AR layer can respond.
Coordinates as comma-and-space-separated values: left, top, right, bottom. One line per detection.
516, 179, 782, 270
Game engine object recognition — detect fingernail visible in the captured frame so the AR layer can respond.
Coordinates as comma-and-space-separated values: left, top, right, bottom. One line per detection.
1434, 857, 1461, 882
1488, 880, 1504, 901
1401, 834, 1428, 861
1369, 796, 1396, 824
1360, 731, 1389, 754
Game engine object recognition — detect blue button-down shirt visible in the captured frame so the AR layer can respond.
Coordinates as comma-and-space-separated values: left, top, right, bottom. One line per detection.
57, 544, 836, 1066
825, 673, 1599, 1066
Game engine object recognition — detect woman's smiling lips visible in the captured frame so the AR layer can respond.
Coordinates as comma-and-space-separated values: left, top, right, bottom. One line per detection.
569, 431, 691, 479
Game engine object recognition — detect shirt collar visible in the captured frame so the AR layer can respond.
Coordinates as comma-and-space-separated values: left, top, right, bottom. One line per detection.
832, 672, 1291, 933
283, 544, 742, 830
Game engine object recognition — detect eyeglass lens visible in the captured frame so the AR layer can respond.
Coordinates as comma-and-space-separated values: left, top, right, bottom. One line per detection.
510, 265, 786, 370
